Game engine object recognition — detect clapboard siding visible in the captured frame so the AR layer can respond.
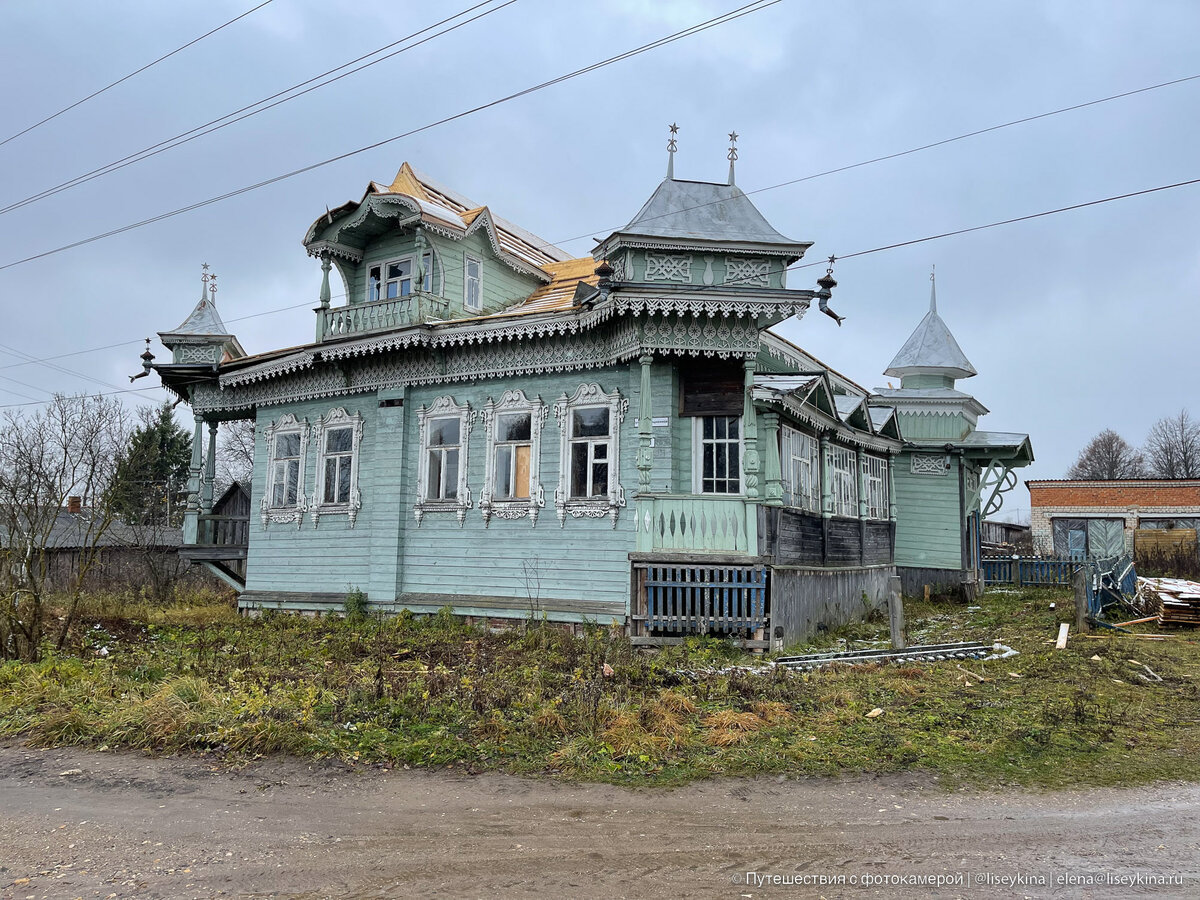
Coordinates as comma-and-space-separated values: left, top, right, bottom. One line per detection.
773, 508, 824, 565
892, 454, 963, 570
400, 368, 637, 609
863, 521, 894, 565
825, 516, 861, 566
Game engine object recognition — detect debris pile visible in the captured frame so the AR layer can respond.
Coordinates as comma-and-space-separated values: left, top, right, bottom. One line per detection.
1136, 577, 1200, 627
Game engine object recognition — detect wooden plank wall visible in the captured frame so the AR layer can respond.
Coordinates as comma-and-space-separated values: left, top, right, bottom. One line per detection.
892, 453, 964, 570
897, 565, 967, 599
771, 565, 894, 645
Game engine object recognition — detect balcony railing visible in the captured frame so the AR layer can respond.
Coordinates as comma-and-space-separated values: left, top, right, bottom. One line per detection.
634, 495, 754, 554
320, 292, 451, 340
196, 514, 249, 550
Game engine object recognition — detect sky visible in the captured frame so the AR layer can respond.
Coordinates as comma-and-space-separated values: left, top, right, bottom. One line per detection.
2, 0, 1199, 524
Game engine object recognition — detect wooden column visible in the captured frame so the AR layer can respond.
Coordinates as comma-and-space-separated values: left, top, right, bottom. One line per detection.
887, 452, 898, 522
635, 355, 654, 553
857, 449, 868, 565
315, 251, 332, 342
200, 420, 218, 514
741, 358, 759, 501
819, 434, 831, 565
761, 411, 783, 506
183, 414, 204, 545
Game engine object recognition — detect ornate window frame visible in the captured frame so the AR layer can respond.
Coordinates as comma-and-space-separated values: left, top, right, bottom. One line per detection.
414, 396, 474, 527
260, 413, 309, 528
554, 383, 627, 527
311, 407, 365, 528
692, 415, 744, 495
479, 390, 547, 527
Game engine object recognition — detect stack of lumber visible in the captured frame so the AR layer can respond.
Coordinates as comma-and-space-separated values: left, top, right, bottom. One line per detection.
1137, 577, 1200, 627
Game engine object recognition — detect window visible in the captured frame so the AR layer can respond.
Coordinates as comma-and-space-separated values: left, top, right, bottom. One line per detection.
554, 383, 626, 526
415, 397, 473, 526
695, 415, 741, 494
260, 413, 309, 528
780, 425, 819, 511
826, 444, 858, 517
368, 252, 434, 302
481, 390, 546, 526
312, 407, 364, 527
464, 254, 482, 311
570, 407, 610, 498
864, 454, 889, 519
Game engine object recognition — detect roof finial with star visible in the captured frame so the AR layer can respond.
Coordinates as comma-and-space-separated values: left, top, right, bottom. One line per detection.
727, 131, 738, 185
666, 122, 679, 179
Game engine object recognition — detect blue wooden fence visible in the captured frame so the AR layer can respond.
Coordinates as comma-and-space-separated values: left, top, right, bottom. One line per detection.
639, 564, 768, 633
982, 557, 1081, 587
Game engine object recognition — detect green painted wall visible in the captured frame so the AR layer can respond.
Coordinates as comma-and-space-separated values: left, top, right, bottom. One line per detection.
622, 250, 787, 289
895, 411, 970, 442
892, 452, 963, 570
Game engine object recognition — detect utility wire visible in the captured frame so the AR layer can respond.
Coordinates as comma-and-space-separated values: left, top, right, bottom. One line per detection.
0, 0, 783, 272
0, 1, 275, 149
0, 0, 516, 216
2, 168, 1200, 405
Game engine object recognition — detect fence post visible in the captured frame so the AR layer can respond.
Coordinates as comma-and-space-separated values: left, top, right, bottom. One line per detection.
888, 575, 906, 650
1072, 567, 1089, 633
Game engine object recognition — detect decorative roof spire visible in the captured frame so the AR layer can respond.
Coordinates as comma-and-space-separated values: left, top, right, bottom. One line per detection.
929, 264, 937, 314
666, 122, 679, 179
727, 131, 738, 186
883, 272, 977, 380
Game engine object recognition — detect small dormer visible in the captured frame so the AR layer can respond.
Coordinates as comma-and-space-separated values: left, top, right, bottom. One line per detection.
158, 267, 245, 366
593, 132, 811, 290
304, 163, 572, 338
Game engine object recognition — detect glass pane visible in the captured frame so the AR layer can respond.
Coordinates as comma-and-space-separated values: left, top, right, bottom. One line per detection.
388, 260, 411, 279
570, 442, 588, 497
715, 442, 727, 477
702, 417, 713, 439
326, 427, 352, 453
467, 258, 480, 279
573, 407, 609, 437
593, 442, 607, 460
278, 433, 300, 458
337, 460, 351, 504
429, 417, 459, 447
495, 446, 513, 499
499, 412, 531, 442
443, 449, 458, 497
591, 462, 607, 496
285, 461, 299, 505
703, 444, 715, 480
728, 417, 739, 440
728, 443, 740, 479
324, 458, 338, 503
428, 450, 442, 499
271, 476, 284, 508
368, 266, 381, 302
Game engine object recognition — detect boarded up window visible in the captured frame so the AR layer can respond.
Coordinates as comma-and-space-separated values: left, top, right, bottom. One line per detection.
1087, 518, 1126, 559
679, 360, 742, 417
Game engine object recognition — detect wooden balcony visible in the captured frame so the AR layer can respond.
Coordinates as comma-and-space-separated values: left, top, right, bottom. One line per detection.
633, 494, 756, 554
181, 514, 248, 562
320, 292, 450, 340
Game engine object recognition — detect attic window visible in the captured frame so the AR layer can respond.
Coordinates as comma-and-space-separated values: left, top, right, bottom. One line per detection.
464, 254, 482, 311
368, 253, 433, 302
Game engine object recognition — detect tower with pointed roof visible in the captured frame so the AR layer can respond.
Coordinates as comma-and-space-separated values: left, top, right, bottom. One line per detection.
871, 273, 1033, 598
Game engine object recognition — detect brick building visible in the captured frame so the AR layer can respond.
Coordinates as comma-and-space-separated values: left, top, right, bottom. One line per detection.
1027, 479, 1200, 557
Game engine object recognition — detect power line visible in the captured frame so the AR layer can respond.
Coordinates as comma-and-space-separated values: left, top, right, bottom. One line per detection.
0, 384, 165, 411
0, 0, 517, 216
0, 0, 783, 272
0, 1, 275, 149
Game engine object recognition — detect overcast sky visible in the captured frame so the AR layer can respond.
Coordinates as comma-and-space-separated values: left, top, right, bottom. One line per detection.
2, 0, 1198, 522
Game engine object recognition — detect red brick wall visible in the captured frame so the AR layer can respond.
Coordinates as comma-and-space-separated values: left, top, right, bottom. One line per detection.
1027, 480, 1200, 509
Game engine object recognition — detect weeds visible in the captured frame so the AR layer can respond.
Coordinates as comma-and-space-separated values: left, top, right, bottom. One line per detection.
2, 587, 1200, 787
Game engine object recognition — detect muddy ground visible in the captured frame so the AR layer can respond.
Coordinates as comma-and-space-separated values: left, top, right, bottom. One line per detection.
1, 745, 1198, 899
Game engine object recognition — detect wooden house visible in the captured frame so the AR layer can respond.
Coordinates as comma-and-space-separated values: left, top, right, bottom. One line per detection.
869, 277, 1033, 599
152, 148, 906, 646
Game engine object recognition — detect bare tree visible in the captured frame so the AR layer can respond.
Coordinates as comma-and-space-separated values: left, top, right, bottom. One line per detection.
1145, 409, 1200, 479
216, 418, 255, 491
0, 394, 130, 661
1066, 429, 1147, 480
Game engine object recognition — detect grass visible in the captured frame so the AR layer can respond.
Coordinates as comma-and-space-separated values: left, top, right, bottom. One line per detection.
3, 588, 1200, 787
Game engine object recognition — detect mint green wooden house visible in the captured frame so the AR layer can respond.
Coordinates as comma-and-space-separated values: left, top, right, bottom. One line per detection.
869, 279, 1033, 598
154, 150, 906, 646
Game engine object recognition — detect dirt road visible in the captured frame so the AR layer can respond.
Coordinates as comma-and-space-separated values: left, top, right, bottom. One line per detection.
1, 745, 1198, 899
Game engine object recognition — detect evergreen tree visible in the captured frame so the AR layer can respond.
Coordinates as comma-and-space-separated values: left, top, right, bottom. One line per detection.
107, 404, 192, 525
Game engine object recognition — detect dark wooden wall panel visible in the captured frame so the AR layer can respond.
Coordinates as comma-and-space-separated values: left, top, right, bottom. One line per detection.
825, 516, 861, 566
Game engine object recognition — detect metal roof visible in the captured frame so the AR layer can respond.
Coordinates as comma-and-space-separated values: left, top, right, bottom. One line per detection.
884, 280, 976, 379
163, 296, 232, 339
611, 177, 810, 252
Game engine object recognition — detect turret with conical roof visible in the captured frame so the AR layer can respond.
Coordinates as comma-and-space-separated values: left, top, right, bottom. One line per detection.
884, 274, 977, 387
158, 266, 245, 366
